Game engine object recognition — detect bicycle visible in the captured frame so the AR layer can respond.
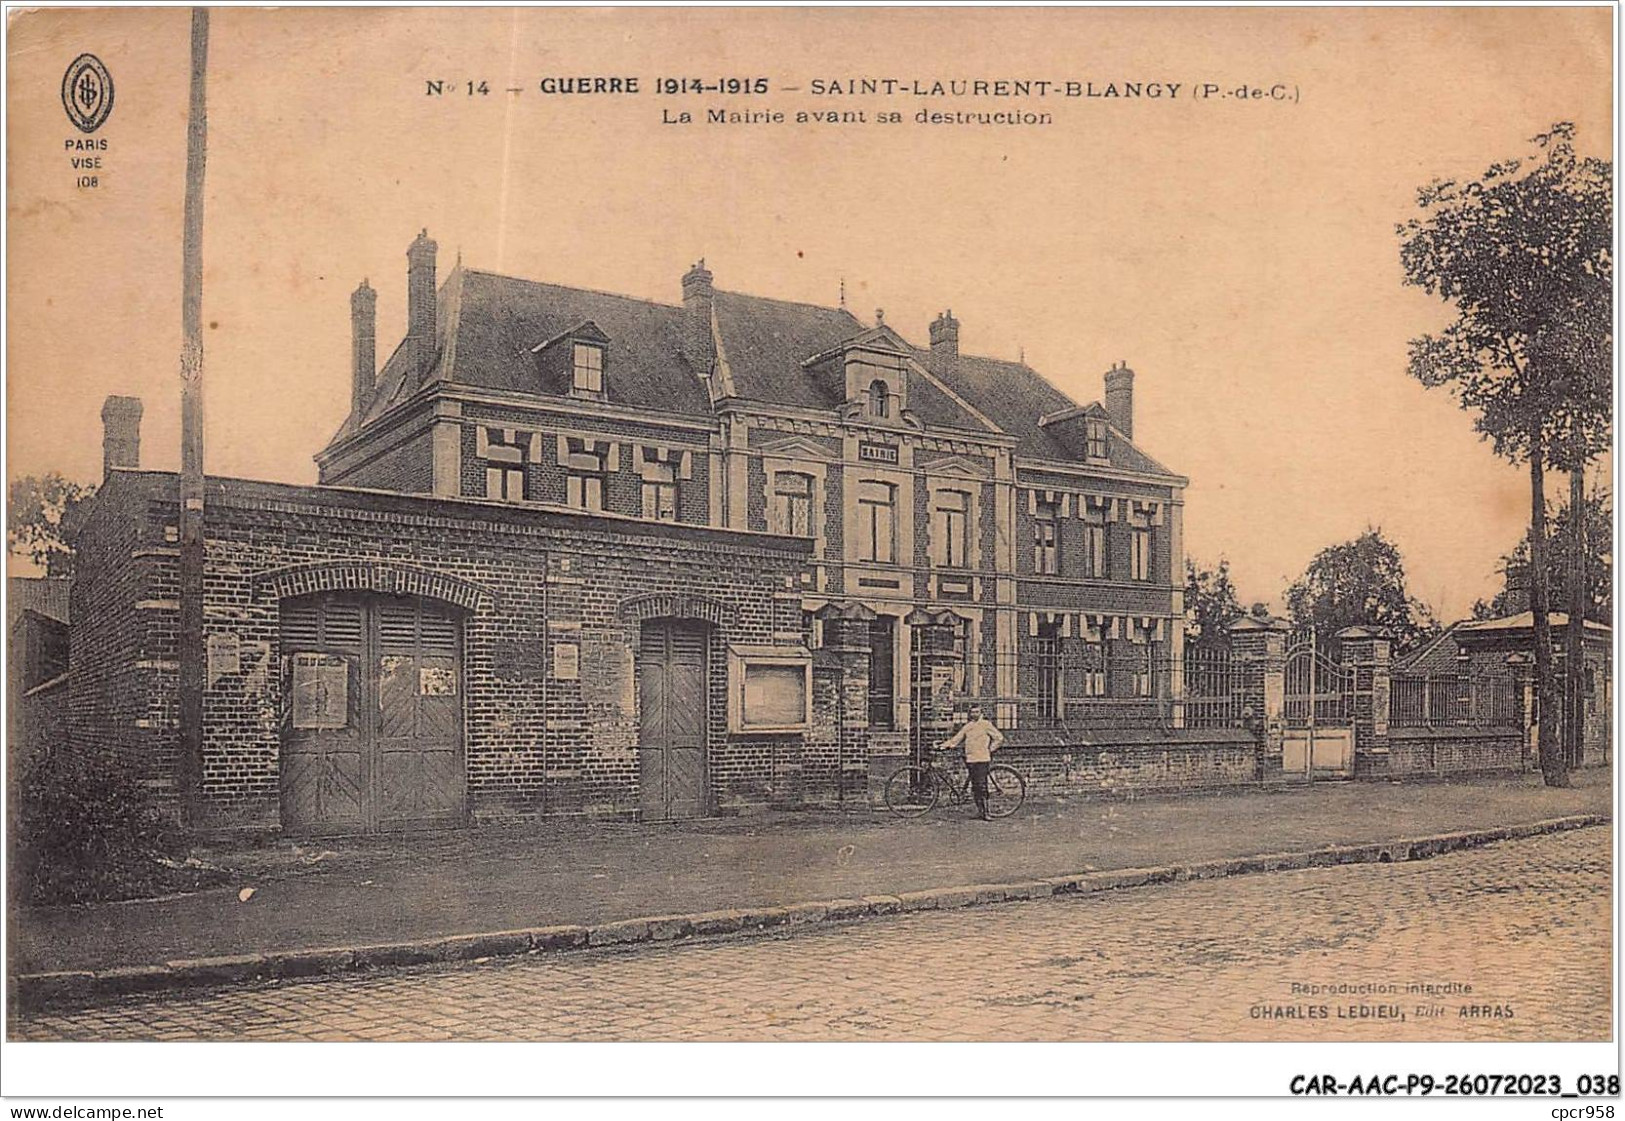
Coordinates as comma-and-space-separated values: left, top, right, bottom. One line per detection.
884, 750, 1027, 819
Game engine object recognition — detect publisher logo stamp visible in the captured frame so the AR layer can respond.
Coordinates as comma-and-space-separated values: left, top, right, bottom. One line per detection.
62, 53, 114, 134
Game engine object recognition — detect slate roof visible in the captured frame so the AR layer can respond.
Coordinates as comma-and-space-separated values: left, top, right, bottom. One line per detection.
1456, 611, 1611, 636
326, 266, 1181, 479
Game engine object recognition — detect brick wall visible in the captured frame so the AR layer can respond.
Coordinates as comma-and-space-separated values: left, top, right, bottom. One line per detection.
332, 432, 434, 493
1386, 727, 1524, 777
66, 476, 176, 791
69, 472, 817, 833
949, 732, 1259, 801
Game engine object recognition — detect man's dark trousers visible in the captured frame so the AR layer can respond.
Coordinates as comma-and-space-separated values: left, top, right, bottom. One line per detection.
967, 761, 991, 816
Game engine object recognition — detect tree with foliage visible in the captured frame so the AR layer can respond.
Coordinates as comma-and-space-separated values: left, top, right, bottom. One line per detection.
1184, 558, 1245, 645
1473, 490, 1613, 623
7, 473, 95, 576
1398, 122, 1611, 787
1285, 528, 1439, 653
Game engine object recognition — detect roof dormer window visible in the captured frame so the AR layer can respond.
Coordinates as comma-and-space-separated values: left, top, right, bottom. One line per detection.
572, 342, 604, 397
1085, 418, 1108, 462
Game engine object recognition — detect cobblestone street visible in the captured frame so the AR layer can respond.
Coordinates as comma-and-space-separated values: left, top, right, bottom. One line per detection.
12, 827, 1610, 1042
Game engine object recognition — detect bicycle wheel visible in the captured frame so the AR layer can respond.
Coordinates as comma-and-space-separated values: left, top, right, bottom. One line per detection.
984, 764, 1026, 818
884, 765, 940, 818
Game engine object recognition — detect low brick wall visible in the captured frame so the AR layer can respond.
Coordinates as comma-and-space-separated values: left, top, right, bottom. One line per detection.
1385, 726, 1525, 778
959, 728, 1261, 801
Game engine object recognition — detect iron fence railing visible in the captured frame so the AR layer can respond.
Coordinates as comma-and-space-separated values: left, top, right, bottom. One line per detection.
1390, 673, 1518, 728
886, 643, 1241, 732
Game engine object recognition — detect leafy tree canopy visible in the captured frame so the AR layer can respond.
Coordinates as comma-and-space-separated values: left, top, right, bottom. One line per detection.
1473, 489, 1613, 623
1398, 122, 1612, 472
1184, 557, 1245, 644
8, 473, 95, 576
1285, 528, 1440, 653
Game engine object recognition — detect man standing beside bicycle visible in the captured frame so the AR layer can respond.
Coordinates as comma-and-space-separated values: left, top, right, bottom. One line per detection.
938, 703, 1005, 820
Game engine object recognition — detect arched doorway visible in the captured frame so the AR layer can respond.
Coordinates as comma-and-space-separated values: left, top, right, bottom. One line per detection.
279, 592, 466, 835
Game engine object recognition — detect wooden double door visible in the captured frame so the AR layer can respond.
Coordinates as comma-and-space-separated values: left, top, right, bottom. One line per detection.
279, 593, 466, 835
638, 619, 709, 821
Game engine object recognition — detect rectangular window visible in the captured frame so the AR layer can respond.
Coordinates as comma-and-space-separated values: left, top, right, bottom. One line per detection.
1079, 640, 1106, 697
774, 472, 814, 537
857, 480, 896, 564
1131, 528, 1152, 581
572, 343, 604, 394
486, 465, 525, 503
1033, 500, 1059, 575
1134, 643, 1154, 697
934, 489, 969, 568
1085, 419, 1108, 461
641, 462, 678, 521
563, 441, 606, 511
482, 427, 528, 502
1083, 523, 1106, 578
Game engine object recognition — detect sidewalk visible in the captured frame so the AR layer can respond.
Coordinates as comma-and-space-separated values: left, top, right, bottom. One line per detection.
7, 770, 1611, 981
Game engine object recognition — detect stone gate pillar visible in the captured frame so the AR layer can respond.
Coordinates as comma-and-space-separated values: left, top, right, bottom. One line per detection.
907, 608, 962, 769
1227, 615, 1290, 780
815, 602, 874, 806
1338, 626, 1393, 778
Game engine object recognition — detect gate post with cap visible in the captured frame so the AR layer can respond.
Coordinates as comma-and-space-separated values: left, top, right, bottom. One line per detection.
1227, 615, 1290, 781
1338, 626, 1393, 777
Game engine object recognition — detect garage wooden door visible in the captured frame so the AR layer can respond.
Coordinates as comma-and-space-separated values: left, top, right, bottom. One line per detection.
280, 594, 466, 835
638, 620, 709, 821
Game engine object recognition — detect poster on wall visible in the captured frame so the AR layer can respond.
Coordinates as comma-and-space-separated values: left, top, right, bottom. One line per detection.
291, 652, 349, 730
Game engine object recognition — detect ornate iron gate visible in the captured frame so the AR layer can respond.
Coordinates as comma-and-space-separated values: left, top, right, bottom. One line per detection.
1282, 630, 1355, 778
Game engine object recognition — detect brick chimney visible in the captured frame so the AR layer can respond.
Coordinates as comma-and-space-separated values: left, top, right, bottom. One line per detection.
1104, 361, 1135, 440
406, 229, 438, 381
1503, 561, 1532, 615
681, 259, 715, 375
101, 395, 143, 477
351, 279, 377, 420
929, 310, 959, 372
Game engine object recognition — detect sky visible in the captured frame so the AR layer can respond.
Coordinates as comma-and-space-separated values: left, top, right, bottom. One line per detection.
6, 6, 1614, 619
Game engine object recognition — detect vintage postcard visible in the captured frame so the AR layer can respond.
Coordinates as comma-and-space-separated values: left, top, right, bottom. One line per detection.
2, 2, 1616, 1106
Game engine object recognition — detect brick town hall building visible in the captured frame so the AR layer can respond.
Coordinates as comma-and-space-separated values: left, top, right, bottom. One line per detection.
68, 231, 1189, 835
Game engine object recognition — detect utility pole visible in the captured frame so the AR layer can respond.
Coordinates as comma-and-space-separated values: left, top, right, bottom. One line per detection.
178, 7, 210, 826
1565, 468, 1586, 769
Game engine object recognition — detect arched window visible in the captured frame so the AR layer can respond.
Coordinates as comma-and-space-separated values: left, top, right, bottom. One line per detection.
867, 380, 891, 419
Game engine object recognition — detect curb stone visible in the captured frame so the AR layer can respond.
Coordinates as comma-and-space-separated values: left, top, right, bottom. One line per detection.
10, 812, 1608, 1012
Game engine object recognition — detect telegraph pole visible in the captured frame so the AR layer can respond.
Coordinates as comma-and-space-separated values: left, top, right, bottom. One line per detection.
178, 8, 210, 826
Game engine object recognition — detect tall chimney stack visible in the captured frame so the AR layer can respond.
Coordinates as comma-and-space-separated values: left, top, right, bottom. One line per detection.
1104, 361, 1135, 441
681, 259, 715, 375
1503, 561, 1532, 615
406, 229, 438, 382
351, 279, 377, 419
101, 395, 143, 478
929, 310, 960, 372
